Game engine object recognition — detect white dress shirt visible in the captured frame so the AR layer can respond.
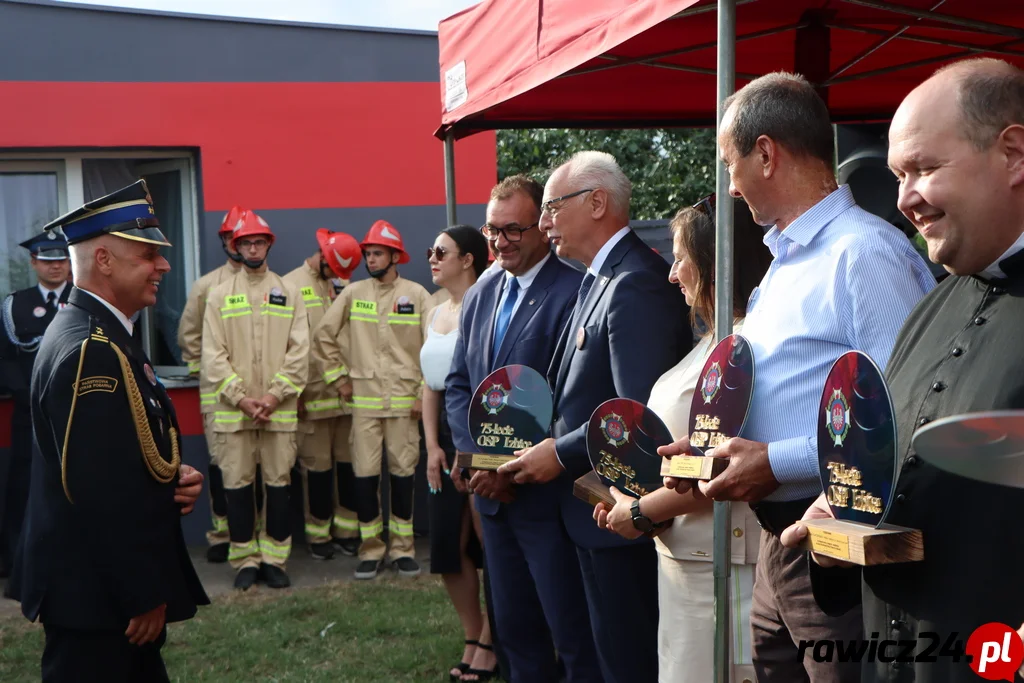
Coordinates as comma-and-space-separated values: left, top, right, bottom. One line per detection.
38, 281, 67, 304
979, 229, 1024, 280
587, 226, 631, 276
79, 288, 134, 336
493, 251, 552, 325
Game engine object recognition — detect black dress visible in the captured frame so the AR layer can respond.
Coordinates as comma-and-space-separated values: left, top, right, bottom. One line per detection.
428, 390, 484, 575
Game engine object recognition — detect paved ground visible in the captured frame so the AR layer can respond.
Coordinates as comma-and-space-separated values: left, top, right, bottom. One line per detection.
0, 537, 434, 621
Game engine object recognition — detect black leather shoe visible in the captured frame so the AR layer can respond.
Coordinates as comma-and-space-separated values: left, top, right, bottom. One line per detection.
234, 567, 258, 591
260, 563, 291, 589
206, 542, 229, 564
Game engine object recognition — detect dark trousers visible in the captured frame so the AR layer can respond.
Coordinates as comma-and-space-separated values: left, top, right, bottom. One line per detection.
751, 530, 864, 683
481, 507, 602, 683
0, 410, 32, 570
42, 624, 169, 683
577, 542, 659, 683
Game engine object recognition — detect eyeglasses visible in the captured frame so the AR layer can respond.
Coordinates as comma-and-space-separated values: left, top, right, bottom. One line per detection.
480, 222, 539, 243
692, 193, 716, 218
237, 238, 269, 249
426, 246, 453, 261
540, 188, 595, 216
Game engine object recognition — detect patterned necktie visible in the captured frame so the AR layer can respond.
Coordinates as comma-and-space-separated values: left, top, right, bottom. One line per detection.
573, 272, 596, 325
491, 277, 520, 362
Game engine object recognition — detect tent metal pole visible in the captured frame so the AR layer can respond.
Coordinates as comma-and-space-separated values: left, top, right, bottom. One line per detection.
714, 0, 736, 682
828, 0, 946, 80
444, 131, 458, 226
840, 0, 1024, 40
825, 23, 1024, 60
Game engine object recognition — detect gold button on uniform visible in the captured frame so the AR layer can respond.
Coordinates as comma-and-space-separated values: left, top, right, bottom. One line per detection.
733, 528, 743, 538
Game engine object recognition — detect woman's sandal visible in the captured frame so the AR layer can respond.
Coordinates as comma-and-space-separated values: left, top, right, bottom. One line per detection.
461, 642, 499, 682
450, 639, 478, 681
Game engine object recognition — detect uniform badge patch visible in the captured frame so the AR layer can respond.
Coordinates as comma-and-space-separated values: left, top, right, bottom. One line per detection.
76, 375, 118, 395
144, 363, 157, 386
33, 306, 46, 318
600, 412, 629, 447
481, 384, 508, 415
826, 388, 851, 447
396, 303, 415, 314
268, 293, 287, 306
701, 361, 723, 404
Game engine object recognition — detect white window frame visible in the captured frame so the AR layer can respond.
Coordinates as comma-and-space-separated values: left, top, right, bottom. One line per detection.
0, 150, 201, 369
0, 159, 70, 214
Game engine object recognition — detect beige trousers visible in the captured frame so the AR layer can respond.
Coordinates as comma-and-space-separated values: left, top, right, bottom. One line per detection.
351, 415, 420, 561
218, 430, 297, 570
657, 552, 756, 683
202, 414, 229, 546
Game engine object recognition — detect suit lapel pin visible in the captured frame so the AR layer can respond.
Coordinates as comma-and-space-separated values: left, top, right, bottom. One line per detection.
576, 327, 586, 349
529, 299, 535, 305
144, 363, 157, 386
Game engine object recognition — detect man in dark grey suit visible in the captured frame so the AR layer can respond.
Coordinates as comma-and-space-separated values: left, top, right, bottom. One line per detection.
499, 151, 692, 683
446, 175, 601, 683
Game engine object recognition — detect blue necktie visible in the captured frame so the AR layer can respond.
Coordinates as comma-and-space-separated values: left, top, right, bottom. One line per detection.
492, 277, 519, 362
573, 272, 596, 325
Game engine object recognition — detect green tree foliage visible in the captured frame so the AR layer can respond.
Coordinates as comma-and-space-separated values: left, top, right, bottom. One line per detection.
497, 128, 718, 221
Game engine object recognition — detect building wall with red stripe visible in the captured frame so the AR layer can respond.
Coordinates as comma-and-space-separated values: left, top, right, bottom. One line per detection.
0, 3, 495, 542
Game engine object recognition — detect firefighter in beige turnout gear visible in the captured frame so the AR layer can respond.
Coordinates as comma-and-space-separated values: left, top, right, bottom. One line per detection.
201, 210, 308, 590
313, 220, 430, 580
283, 228, 363, 560
178, 205, 245, 563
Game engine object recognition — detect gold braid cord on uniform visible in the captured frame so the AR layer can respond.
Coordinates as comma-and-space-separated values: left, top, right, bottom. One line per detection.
61, 335, 181, 503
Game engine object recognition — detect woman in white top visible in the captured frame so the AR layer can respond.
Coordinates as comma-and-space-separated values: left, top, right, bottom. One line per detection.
420, 225, 499, 682
595, 198, 773, 683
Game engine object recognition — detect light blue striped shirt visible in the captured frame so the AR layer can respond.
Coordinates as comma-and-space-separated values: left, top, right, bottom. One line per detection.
740, 185, 936, 502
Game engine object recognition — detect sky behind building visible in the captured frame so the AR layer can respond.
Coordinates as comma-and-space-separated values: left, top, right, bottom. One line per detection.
56, 0, 479, 31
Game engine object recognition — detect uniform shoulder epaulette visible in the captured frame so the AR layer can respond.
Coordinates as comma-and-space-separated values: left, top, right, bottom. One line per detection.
60, 317, 180, 503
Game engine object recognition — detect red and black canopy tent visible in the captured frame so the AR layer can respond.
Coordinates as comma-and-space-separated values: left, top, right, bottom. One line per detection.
433, 2, 1024, 680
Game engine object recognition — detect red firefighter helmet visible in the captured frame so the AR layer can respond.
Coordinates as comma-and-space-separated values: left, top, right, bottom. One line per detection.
316, 229, 361, 280
230, 210, 276, 247
360, 220, 409, 264
218, 205, 247, 236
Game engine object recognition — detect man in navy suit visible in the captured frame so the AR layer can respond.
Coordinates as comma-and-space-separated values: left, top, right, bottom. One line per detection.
446, 175, 602, 683
498, 152, 692, 683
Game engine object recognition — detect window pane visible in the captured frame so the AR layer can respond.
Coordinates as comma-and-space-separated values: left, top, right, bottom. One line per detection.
0, 173, 60, 294
144, 169, 186, 367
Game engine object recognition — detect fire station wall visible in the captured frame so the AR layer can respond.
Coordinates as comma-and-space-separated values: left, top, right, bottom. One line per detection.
0, 1, 498, 547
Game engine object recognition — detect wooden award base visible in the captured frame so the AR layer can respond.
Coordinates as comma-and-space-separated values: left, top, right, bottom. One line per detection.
573, 471, 615, 507
455, 452, 517, 471
800, 518, 924, 566
659, 454, 728, 480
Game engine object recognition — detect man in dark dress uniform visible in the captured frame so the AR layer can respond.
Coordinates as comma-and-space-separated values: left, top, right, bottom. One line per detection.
782, 57, 1024, 683
0, 232, 70, 577
8, 180, 209, 682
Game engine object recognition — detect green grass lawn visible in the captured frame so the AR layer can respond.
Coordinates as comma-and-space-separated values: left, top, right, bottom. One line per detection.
0, 576, 473, 682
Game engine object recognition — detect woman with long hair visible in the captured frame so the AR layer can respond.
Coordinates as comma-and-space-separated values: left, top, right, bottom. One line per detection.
595, 196, 773, 682
420, 224, 499, 682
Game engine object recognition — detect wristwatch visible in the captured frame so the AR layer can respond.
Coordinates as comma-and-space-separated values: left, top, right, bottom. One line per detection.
630, 498, 659, 535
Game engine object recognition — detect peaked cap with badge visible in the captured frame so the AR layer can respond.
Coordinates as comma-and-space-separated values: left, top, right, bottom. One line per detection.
19, 230, 69, 261
43, 178, 172, 247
